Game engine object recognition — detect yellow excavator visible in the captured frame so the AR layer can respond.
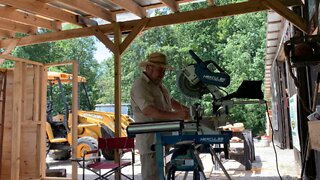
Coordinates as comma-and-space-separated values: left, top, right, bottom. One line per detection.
46, 72, 134, 160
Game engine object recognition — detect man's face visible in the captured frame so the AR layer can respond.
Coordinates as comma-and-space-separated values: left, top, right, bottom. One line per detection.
148, 65, 166, 84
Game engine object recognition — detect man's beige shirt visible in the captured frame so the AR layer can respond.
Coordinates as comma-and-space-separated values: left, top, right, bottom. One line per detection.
130, 72, 172, 154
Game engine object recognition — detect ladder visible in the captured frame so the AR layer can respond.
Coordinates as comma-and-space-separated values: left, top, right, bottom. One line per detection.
0, 70, 7, 176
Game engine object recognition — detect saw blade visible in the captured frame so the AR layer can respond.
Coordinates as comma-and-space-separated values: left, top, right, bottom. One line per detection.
176, 70, 209, 99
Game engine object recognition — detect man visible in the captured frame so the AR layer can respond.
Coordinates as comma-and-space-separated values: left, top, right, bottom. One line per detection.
130, 52, 190, 179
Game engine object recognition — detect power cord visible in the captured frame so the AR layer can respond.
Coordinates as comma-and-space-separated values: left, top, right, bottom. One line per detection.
265, 101, 283, 180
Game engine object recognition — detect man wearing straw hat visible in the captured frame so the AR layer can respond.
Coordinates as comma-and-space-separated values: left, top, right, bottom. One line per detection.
131, 52, 190, 179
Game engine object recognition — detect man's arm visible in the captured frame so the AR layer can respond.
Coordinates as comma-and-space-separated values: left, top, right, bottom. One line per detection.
171, 99, 189, 112
142, 105, 189, 120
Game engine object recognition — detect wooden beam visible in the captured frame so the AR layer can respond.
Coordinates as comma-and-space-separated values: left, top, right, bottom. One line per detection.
11, 61, 24, 180
0, 6, 61, 31
0, 0, 271, 48
208, 0, 215, 6
108, 0, 146, 18
120, 18, 149, 54
71, 60, 78, 180
0, 39, 19, 65
0, 18, 37, 34
44, 61, 73, 67
40, 66, 47, 179
33, 65, 40, 177
55, 0, 115, 22
92, 27, 116, 53
261, 0, 308, 33
160, 0, 179, 12
0, 0, 83, 26
0, 54, 44, 65
113, 22, 121, 180
0, 29, 14, 39
37, 0, 58, 3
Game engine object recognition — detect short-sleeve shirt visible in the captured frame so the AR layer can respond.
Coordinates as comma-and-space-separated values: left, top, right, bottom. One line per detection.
130, 72, 172, 154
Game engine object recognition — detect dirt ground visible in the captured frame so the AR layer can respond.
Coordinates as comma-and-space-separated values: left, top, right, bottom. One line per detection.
46, 141, 301, 180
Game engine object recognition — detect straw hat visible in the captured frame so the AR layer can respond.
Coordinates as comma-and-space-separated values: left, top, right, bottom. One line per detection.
140, 52, 173, 70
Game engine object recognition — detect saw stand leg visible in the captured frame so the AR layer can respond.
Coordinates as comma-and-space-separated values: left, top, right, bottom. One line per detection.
209, 145, 232, 180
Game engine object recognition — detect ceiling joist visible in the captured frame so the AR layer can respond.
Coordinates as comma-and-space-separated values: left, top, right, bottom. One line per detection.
55, 0, 115, 22
107, 0, 146, 18
0, 18, 37, 34
0, 6, 61, 31
0, 29, 15, 38
160, 0, 179, 12
0, 0, 85, 26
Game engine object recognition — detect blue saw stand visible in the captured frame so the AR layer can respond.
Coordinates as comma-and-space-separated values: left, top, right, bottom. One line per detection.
155, 131, 232, 180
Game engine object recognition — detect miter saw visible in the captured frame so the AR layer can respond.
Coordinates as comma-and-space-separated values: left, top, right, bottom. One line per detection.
177, 50, 264, 112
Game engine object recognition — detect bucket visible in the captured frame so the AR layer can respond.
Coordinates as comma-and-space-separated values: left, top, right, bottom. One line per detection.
260, 136, 271, 147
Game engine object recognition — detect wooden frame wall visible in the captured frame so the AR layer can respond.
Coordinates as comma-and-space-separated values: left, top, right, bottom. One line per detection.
0, 55, 45, 180
0, 55, 79, 180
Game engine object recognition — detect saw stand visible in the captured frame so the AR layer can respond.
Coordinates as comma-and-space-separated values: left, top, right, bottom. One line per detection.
155, 105, 232, 180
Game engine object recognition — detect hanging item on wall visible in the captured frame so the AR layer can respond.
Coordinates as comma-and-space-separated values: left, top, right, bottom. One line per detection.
284, 35, 320, 66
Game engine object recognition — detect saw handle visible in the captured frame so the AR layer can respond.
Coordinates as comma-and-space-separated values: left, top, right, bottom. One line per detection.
189, 50, 226, 73
189, 50, 202, 63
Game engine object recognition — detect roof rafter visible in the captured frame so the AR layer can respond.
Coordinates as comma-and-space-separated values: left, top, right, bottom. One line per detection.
0, 29, 15, 38
0, 18, 37, 34
160, 0, 179, 12
261, 0, 307, 33
0, 6, 61, 31
107, 0, 146, 18
54, 0, 115, 22
0, 0, 85, 26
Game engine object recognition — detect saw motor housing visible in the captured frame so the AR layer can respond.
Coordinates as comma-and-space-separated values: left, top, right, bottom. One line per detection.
177, 50, 230, 100
177, 50, 264, 113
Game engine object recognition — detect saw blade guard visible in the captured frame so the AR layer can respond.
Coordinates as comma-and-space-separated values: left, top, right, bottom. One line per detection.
176, 50, 230, 99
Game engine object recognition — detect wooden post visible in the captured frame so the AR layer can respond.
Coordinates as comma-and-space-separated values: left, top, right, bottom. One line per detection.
113, 22, 122, 180
40, 66, 48, 178
11, 62, 24, 180
34, 65, 41, 177
72, 60, 79, 180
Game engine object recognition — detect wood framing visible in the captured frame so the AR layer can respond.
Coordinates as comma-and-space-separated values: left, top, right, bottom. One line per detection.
0, 18, 37, 34
71, 61, 78, 180
120, 18, 149, 54
54, 0, 115, 22
107, 0, 146, 18
0, 6, 61, 31
0, 39, 20, 64
261, 0, 308, 33
161, 0, 179, 12
0, 0, 83, 26
113, 22, 122, 180
0, 56, 46, 180
0, 0, 269, 48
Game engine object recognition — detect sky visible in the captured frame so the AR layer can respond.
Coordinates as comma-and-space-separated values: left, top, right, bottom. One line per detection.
94, 37, 112, 63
